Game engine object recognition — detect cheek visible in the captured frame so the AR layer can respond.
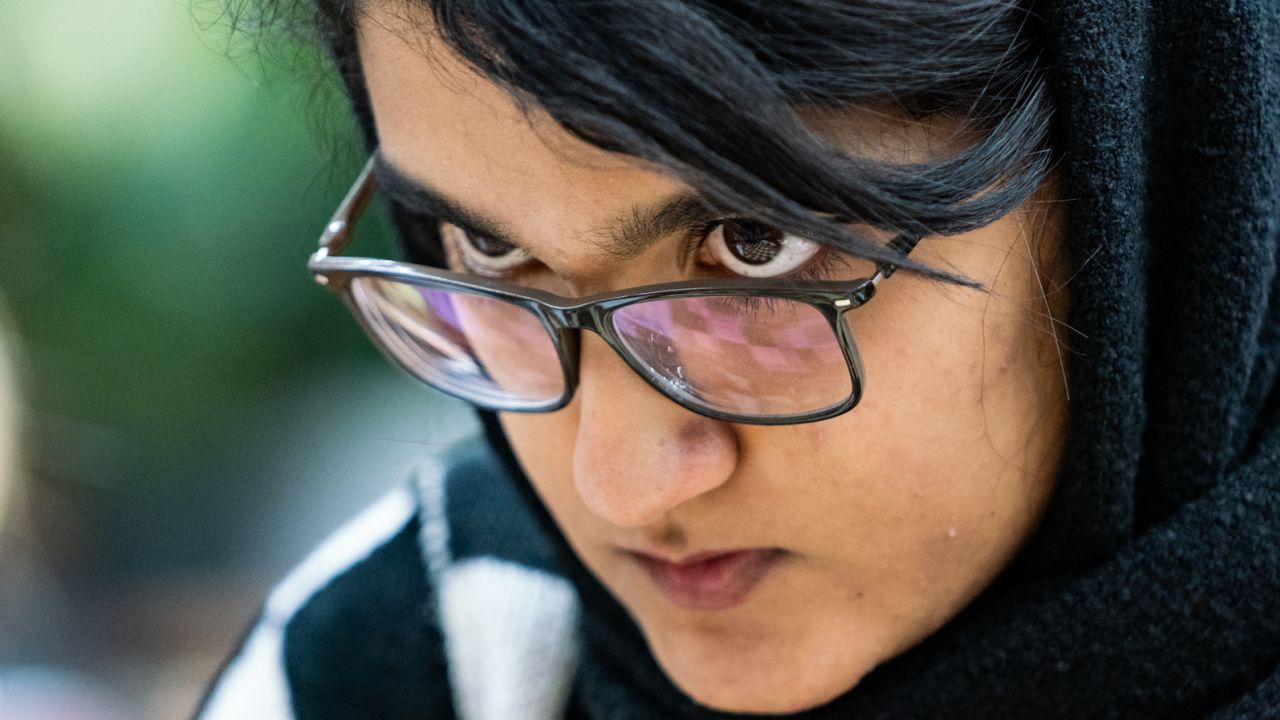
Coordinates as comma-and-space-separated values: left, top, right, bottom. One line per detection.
498, 410, 579, 520
764, 277, 1062, 612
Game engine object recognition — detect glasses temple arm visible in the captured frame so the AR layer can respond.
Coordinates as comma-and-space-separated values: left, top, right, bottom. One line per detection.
317, 155, 380, 258
869, 233, 922, 287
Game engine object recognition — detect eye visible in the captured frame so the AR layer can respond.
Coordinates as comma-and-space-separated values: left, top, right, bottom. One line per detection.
700, 219, 825, 278
441, 221, 532, 275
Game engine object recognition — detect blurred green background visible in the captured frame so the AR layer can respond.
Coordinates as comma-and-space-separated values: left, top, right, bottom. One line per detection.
0, 1, 471, 716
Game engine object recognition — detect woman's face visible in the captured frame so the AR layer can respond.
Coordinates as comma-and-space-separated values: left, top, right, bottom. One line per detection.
359, 6, 1069, 714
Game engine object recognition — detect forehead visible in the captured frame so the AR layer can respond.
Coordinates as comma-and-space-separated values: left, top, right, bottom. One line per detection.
356, 4, 687, 245
353, 1, 967, 253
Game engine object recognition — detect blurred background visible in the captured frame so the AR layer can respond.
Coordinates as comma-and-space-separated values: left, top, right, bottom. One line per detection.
0, 2, 474, 717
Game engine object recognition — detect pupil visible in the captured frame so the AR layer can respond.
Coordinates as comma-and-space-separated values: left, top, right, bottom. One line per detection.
469, 232, 516, 257
725, 221, 783, 265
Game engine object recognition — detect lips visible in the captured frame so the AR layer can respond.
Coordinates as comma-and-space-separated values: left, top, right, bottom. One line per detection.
627, 548, 785, 611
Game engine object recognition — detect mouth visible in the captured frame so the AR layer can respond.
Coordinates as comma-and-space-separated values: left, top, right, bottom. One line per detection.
623, 548, 787, 611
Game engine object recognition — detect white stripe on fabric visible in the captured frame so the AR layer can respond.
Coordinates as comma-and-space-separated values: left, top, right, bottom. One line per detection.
197, 623, 293, 720
415, 455, 452, 584
197, 484, 420, 719
414, 452, 580, 720
263, 485, 417, 622
438, 558, 581, 720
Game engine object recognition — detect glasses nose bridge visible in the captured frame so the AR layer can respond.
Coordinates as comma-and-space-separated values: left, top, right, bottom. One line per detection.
546, 303, 610, 336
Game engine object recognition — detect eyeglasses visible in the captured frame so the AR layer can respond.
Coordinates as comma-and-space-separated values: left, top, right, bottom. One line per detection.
308, 155, 919, 425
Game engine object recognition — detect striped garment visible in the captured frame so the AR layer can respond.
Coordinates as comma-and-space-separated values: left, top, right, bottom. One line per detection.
197, 440, 579, 720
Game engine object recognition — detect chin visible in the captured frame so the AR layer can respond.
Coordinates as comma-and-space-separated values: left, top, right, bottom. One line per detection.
642, 622, 872, 715
692, 690, 849, 716
672, 665, 864, 716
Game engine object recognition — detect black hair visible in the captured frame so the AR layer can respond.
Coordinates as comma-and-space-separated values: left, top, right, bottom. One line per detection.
228, 0, 1056, 284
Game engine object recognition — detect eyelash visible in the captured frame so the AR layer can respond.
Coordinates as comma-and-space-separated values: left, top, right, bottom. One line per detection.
442, 218, 851, 282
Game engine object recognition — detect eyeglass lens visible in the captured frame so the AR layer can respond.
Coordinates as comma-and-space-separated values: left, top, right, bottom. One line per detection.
350, 277, 566, 407
348, 277, 853, 418
611, 296, 852, 417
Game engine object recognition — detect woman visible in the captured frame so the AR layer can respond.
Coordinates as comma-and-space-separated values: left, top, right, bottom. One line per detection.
200, 1, 1280, 718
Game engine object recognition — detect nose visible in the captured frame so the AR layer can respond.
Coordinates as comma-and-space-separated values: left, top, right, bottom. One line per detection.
571, 333, 738, 529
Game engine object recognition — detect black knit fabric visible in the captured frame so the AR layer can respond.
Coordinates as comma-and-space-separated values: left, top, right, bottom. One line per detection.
349, 0, 1280, 717
282, 516, 456, 720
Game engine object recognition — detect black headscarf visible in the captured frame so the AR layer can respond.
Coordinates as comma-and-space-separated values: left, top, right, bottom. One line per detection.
346, 0, 1280, 716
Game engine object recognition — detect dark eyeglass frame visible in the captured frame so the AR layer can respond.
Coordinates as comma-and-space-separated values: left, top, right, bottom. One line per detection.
309, 155, 920, 425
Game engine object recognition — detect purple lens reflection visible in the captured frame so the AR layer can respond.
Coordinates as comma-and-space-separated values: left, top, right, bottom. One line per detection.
349, 278, 564, 406
611, 295, 853, 417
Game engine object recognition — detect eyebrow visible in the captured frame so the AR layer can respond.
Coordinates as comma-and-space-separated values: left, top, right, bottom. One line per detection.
372, 154, 723, 260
